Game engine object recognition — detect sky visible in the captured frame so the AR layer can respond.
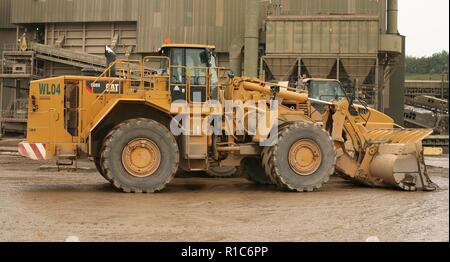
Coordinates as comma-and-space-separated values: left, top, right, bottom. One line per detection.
399, 0, 449, 57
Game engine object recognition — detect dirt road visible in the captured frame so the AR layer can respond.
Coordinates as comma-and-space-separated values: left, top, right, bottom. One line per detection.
0, 154, 448, 242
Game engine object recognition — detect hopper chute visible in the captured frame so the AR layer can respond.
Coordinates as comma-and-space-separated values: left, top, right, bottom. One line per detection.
301, 58, 335, 79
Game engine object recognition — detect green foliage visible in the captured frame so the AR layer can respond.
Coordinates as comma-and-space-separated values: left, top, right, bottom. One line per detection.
405, 73, 445, 81
406, 50, 449, 75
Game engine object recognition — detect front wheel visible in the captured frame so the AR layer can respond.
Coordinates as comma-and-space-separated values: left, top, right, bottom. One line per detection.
263, 122, 336, 192
94, 157, 111, 182
101, 118, 179, 193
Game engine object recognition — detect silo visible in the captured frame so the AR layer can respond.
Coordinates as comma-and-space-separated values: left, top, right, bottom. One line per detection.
262, 0, 403, 114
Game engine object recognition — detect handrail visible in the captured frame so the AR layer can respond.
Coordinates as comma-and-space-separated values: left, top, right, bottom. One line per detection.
81, 58, 229, 136
90, 59, 142, 106
186, 66, 210, 103
49, 108, 56, 153
143, 56, 171, 76
82, 59, 150, 136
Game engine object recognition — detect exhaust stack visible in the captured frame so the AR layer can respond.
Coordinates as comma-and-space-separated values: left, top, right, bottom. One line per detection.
243, 0, 260, 78
387, 0, 398, 34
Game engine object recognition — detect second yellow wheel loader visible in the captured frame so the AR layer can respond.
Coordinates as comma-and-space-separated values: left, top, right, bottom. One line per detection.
19, 44, 438, 193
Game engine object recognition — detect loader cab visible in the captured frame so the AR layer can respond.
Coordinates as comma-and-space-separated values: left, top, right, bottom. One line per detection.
159, 44, 219, 102
303, 79, 348, 116
304, 79, 388, 125
304, 79, 347, 103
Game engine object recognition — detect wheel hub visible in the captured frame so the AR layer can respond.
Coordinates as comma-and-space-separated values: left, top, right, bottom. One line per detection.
288, 139, 322, 176
122, 139, 161, 178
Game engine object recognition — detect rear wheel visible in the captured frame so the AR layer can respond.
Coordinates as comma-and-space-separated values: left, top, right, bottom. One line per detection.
101, 118, 179, 193
241, 157, 273, 185
207, 166, 238, 177
263, 122, 336, 192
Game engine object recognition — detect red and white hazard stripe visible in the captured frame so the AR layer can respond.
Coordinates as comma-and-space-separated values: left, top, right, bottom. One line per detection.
18, 142, 47, 160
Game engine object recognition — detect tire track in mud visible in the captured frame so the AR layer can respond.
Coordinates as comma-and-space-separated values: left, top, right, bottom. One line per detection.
0, 155, 448, 242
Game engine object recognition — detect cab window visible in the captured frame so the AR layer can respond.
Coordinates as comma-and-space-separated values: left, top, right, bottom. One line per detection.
186, 48, 207, 68
308, 81, 346, 102
209, 54, 218, 86
169, 48, 185, 85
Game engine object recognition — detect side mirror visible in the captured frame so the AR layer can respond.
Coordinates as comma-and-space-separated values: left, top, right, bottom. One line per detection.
227, 70, 235, 79
200, 49, 212, 65
105, 45, 117, 77
344, 84, 356, 105
270, 85, 281, 94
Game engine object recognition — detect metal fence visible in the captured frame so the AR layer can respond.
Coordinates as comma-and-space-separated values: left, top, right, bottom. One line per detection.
405, 81, 449, 99
2, 43, 18, 52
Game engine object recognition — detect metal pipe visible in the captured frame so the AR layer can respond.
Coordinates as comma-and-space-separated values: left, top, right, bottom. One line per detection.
375, 58, 380, 111
244, 0, 260, 78
387, 0, 398, 34
229, 38, 243, 77
242, 81, 309, 103
217, 146, 240, 152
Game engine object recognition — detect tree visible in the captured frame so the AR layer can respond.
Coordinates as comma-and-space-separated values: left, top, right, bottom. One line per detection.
406, 50, 449, 74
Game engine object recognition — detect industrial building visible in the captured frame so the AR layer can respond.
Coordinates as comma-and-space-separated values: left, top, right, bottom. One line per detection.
0, 0, 410, 134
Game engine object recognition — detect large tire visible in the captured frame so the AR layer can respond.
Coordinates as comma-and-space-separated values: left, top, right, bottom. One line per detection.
241, 157, 273, 185
100, 118, 179, 193
94, 157, 111, 182
206, 166, 238, 177
263, 122, 336, 192
175, 168, 187, 177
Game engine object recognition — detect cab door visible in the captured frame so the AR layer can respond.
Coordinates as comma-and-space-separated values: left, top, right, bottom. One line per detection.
186, 48, 209, 103
64, 80, 79, 138
169, 48, 187, 102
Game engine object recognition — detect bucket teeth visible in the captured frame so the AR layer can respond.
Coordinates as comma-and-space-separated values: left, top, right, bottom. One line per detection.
417, 154, 440, 192
366, 143, 439, 192
394, 170, 439, 191
398, 174, 417, 191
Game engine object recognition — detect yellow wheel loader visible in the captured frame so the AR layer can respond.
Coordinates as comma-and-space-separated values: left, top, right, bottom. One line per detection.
19, 44, 438, 193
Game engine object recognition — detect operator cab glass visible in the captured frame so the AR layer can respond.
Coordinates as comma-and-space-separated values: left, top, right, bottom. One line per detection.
160, 46, 218, 103
306, 80, 347, 114
307, 80, 346, 102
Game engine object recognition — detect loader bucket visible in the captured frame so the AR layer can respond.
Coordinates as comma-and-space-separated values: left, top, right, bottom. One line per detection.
365, 129, 438, 191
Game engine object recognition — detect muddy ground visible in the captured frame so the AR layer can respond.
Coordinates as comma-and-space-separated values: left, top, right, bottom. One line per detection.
0, 140, 448, 242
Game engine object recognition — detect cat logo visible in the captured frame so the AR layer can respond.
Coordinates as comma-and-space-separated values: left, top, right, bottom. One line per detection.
86, 80, 122, 94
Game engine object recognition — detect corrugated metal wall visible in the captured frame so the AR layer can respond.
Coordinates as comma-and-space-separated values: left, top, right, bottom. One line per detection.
281, 0, 381, 15
46, 22, 137, 55
136, 0, 245, 53
9, 0, 385, 53
10, 0, 246, 53
266, 18, 379, 54
11, 0, 138, 23
0, 29, 16, 54
0, 0, 13, 28
0, 79, 17, 111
